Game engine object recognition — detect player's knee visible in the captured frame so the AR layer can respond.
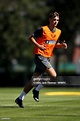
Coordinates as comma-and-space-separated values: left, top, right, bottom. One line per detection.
51, 73, 57, 78
46, 67, 57, 78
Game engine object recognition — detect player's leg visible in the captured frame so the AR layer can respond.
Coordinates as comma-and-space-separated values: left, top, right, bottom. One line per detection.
23, 72, 41, 93
15, 72, 41, 108
23, 72, 42, 102
32, 56, 57, 102
32, 55, 46, 102
32, 67, 57, 103
32, 70, 43, 102
32, 83, 43, 102
46, 67, 57, 77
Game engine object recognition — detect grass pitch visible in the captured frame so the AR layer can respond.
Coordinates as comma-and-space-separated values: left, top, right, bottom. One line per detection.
0, 87, 80, 121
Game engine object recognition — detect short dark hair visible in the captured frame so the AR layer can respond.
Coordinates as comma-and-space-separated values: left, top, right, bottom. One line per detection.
49, 11, 59, 18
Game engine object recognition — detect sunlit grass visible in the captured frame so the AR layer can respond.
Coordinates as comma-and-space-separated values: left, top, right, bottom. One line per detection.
0, 87, 80, 121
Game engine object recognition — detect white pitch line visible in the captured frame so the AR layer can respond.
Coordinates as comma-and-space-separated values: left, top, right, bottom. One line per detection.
0, 118, 10, 120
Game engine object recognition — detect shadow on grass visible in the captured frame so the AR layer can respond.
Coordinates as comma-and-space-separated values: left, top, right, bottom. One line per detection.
0, 106, 19, 108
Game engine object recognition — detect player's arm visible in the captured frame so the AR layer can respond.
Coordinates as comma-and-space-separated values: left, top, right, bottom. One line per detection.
29, 35, 41, 48
55, 41, 67, 49
28, 28, 46, 50
55, 32, 67, 49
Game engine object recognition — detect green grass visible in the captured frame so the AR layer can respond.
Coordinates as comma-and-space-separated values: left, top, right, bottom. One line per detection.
0, 87, 80, 121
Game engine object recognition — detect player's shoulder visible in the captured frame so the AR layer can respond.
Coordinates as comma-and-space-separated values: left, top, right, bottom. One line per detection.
42, 26, 50, 32
56, 28, 61, 34
41, 25, 48, 30
56, 27, 61, 31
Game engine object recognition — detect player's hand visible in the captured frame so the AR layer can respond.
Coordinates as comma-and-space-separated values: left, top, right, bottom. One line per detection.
62, 40, 67, 49
38, 44, 46, 50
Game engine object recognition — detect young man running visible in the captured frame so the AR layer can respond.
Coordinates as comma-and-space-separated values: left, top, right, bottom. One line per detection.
15, 11, 67, 108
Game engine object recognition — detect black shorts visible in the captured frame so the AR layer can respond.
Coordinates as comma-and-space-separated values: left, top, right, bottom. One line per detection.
34, 54, 52, 74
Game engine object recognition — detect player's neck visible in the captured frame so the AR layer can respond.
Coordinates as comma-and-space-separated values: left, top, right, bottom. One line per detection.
48, 25, 56, 32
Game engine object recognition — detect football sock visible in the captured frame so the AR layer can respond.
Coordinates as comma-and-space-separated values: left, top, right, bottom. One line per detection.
35, 84, 43, 91
19, 91, 26, 100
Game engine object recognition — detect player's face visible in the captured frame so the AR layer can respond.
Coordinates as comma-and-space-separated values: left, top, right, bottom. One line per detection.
49, 16, 59, 27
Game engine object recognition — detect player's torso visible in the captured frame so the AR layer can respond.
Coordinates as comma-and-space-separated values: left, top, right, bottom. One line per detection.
34, 26, 61, 57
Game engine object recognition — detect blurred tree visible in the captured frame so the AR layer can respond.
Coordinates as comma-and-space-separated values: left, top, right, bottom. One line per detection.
0, 0, 80, 76
0, 0, 50, 70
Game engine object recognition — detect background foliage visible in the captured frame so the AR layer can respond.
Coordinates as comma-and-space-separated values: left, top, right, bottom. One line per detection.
0, 0, 80, 86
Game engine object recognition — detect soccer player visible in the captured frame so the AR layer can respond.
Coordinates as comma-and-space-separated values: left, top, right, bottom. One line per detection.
15, 11, 67, 108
